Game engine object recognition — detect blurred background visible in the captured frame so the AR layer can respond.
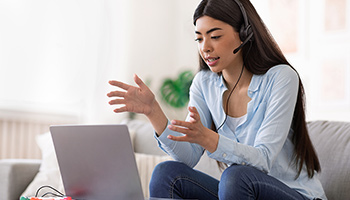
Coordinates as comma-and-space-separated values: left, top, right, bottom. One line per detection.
0, 0, 349, 159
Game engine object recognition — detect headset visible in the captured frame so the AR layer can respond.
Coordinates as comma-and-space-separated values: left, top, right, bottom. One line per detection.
233, 0, 254, 54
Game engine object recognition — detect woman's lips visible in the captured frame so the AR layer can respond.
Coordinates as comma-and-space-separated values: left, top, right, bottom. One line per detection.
206, 57, 220, 66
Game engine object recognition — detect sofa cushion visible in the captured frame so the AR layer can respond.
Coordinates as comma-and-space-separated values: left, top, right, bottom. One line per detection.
307, 121, 350, 200
0, 159, 41, 200
123, 119, 168, 156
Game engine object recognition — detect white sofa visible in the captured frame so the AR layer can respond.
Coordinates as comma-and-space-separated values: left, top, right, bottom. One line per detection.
1, 120, 349, 200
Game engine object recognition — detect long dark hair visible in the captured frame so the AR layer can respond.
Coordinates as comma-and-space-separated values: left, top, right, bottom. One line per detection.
193, 0, 320, 178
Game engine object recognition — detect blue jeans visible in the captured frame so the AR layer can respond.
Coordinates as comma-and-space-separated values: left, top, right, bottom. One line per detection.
149, 161, 308, 200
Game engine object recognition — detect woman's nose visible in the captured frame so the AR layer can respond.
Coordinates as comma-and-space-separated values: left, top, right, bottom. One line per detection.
201, 40, 212, 53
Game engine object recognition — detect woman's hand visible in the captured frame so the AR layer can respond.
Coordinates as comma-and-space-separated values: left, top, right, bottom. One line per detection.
107, 74, 156, 116
108, 74, 168, 134
167, 106, 219, 153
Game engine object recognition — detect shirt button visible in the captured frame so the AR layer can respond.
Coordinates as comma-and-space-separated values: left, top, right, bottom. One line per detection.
249, 91, 253, 95
222, 153, 227, 158
242, 162, 246, 165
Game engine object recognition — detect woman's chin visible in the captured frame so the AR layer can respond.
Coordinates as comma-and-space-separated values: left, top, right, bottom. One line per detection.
209, 66, 222, 74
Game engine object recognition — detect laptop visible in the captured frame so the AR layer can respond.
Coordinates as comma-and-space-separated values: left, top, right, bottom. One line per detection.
50, 124, 163, 200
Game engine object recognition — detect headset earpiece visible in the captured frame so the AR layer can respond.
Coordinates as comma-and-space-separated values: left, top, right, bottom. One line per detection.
233, 0, 254, 54
239, 24, 253, 43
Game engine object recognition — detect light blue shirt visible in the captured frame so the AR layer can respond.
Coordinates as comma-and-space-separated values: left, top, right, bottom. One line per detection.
155, 64, 326, 199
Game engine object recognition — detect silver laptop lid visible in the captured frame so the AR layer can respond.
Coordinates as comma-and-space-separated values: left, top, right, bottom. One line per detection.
50, 124, 144, 200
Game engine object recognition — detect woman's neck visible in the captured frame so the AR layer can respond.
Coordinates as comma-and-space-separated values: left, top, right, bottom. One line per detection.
222, 66, 252, 91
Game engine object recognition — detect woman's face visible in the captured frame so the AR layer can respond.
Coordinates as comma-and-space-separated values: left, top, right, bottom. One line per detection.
195, 16, 242, 73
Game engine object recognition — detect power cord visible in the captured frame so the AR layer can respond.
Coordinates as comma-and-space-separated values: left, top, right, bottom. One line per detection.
35, 185, 65, 197
20, 185, 82, 200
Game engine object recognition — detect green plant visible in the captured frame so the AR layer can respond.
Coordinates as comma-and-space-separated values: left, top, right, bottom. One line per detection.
160, 70, 194, 108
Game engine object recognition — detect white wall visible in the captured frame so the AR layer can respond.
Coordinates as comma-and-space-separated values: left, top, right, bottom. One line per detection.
0, 0, 127, 123
1, 0, 349, 124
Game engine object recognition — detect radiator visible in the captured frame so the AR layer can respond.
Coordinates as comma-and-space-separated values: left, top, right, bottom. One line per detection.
0, 109, 78, 159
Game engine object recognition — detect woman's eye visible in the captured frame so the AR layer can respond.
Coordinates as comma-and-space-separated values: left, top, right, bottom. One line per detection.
211, 36, 221, 39
194, 38, 203, 42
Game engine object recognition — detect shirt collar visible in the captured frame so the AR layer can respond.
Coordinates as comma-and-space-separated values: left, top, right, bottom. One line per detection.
218, 74, 227, 88
217, 73, 261, 93
248, 74, 261, 93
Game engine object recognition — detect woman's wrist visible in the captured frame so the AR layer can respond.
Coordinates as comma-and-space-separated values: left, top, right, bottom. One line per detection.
146, 100, 168, 136
203, 130, 219, 153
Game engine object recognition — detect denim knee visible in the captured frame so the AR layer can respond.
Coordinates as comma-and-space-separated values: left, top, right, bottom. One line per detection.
150, 161, 220, 199
151, 161, 186, 179
219, 165, 254, 199
149, 161, 187, 196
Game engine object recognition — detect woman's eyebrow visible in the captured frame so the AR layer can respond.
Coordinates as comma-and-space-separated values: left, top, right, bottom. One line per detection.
195, 27, 223, 35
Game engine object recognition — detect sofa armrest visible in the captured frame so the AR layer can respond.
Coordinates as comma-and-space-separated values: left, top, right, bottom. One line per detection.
0, 159, 41, 200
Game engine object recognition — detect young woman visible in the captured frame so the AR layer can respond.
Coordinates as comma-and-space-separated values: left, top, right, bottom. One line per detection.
107, 0, 327, 199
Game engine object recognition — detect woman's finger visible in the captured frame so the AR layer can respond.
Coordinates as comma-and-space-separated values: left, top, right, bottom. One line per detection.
168, 124, 191, 135
133, 74, 148, 90
171, 120, 194, 129
188, 107, 200, 121
167, 135, 190, 142
109, 98, 125, 105
188, 106, 198, 113
107, 90, 125, 98
113, 106, 128, 113
109, 80, 131, 90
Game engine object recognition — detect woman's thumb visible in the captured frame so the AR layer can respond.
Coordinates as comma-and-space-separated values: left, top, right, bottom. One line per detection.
134, 74, 146, 88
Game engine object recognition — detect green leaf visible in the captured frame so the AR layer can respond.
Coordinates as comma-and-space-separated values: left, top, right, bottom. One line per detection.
160, 70, 194, 108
